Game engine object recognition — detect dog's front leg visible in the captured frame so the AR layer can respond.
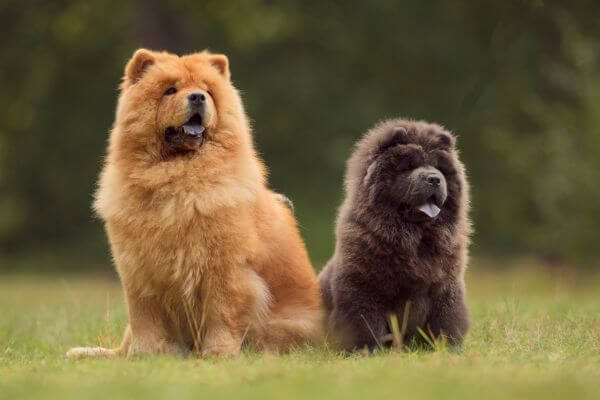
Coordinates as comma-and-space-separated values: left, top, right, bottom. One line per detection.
200, 321, 243, 358
125, 292, 178, 357
198, 269, 258, 358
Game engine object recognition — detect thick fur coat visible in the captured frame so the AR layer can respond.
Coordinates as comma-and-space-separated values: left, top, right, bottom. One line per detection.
68, 49, 322, 358
319, 119, 471, 351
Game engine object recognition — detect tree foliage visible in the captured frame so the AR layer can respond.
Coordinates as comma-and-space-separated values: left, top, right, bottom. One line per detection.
1, 0, 599, 269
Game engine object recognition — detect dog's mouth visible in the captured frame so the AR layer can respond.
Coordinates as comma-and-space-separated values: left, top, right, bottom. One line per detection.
181, 113, 205, 141
416, 195, 442, 219
164, 113, 205, 150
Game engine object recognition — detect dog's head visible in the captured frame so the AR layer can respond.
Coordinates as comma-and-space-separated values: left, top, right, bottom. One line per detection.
347, 119, 467, 224
113, 49, 251, 161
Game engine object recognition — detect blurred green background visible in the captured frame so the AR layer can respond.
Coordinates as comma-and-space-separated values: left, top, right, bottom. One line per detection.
1, 0, 599, 273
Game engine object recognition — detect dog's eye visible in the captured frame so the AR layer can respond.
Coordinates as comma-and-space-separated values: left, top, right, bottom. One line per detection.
164, 87, 177, 96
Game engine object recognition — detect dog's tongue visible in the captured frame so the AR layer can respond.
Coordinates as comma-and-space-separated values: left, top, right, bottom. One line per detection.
182, 123, 205, 138
418, 202, 441, 218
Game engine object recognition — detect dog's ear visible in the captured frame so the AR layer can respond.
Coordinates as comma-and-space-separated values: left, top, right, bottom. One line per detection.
435, 131, 456, 150
392, 126, 409, 142
207, 54, 230, 80
124, 49, 156, 85
378, 126, 410, 153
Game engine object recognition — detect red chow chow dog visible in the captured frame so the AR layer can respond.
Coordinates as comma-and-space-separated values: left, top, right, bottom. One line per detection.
67, 49, 323, 358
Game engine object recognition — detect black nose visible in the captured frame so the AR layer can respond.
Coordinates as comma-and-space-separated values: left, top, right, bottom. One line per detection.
426, 174, 441, 187
188, 92, 206, 104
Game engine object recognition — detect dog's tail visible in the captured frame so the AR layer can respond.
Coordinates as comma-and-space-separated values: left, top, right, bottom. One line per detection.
252, 307, 324, 352
66, 346, 119, 358
66, 325, 131, 358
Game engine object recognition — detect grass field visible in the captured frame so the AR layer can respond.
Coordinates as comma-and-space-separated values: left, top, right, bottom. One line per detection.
1, 262, 599, 400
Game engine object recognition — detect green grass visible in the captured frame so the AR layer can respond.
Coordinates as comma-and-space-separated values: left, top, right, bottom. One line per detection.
1, 262, 599, 400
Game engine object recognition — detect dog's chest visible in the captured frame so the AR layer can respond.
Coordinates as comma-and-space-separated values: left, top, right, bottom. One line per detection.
107, 198, 251, 294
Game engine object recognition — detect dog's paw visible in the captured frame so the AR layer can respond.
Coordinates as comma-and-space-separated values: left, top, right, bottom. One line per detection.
200, 344, 240, 359
275, 193, 294, 212
126, 337, 178, 358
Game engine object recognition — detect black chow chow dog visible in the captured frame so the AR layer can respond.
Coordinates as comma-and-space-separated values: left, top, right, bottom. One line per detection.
319, 118, 471, 351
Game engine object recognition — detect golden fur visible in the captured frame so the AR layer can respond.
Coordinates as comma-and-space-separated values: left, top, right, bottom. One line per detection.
67, 49, 323, 358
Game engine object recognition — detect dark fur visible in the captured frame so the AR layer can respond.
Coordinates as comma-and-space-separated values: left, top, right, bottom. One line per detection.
319, 118, 471, 351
